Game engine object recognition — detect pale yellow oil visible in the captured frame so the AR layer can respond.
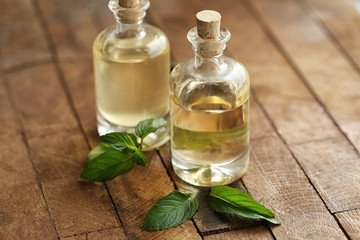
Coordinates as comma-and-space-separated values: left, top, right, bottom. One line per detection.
93, 24, 170, 128
170, 84, 250, 186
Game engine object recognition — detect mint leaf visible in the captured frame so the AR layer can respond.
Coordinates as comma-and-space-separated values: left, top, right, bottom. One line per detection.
142, 191, 199, 231
100, 132, 139, 151
132, 148, 147, 166
209, 186, 280, 224
86, 143, 113, 164
80, 150, 135, 182
135, 117, 168, 139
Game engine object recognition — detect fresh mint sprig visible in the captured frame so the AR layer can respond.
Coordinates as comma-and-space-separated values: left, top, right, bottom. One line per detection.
80, 117, 168, 182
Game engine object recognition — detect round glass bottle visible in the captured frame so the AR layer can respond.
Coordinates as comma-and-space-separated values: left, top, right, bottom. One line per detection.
169, 10, 250, 187
93, 0, 170, 148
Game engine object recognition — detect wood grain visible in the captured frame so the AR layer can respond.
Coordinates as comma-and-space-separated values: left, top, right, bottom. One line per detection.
87, 227, 127, 240
60, 62, 98, 148
5, 63, 78, 138
36, 0, 100, 61
204, 226, 274, 240
0, 183, 57, 239
301, 0, 360, 150
1, 70, 55, 239
249, 97, 275, 141
0, 0, 51, 70
60, 234, 86, 240
0, 78, 38, 187
336, 209, 360, 240
247, 0, 360, 152
27, 129, 88, 182
290, 138, 360, 212
247, 137, 346, 239
41, 178, 119, 237
5, 63, 121, 237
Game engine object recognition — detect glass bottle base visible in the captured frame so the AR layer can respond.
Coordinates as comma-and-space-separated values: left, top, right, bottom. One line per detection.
171, 151, 249, 187
97, 111, 170, 149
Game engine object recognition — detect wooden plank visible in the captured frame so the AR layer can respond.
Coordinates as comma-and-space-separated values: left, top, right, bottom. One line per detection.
60, 235, 86, 240
5, 64, 78, 138
87, 0, 118, 30
247, 0, 360, 152
0, 71, 56, 238
106, 151, 202, 239
335, 209, 360, 240
0, 183, 58, 239
204, 226, 273, 240
36, 0, 100, 61
290, 138, 360, 212
249, 98, 275, 141
26, 129, 89, 182
5, 64, 121, 237
301, 0, 359, 20
60, 62, 98, 147
247, 137, 346, 239
41, 177, 119, 237
150, 0, 346, 238
87, 228, 127, 240
0, 0, 51, 70
0, 78, 38, 187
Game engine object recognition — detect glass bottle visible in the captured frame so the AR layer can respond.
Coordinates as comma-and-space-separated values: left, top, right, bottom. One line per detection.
169, 10, 250, 187
93, 0, 170, 147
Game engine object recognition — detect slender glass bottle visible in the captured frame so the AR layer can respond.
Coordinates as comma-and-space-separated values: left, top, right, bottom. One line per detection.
93, 0, 170, 147
170, 10, 250, 187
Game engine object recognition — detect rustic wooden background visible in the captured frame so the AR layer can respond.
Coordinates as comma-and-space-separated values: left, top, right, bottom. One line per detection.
1, 0, 360, 239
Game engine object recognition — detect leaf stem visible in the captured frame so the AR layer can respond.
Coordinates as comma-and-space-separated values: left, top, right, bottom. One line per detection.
139, 137, 144, 150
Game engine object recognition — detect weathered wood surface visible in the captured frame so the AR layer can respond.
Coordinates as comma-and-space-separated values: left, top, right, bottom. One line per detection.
1, 0, 360, 239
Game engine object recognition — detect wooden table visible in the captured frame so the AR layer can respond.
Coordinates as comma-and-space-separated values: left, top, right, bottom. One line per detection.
1, 0, 360, 239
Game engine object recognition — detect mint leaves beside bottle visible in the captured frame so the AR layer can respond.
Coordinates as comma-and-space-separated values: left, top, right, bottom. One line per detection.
80, 117, 168, 181
80, 117, 280, 231
142, 186, 280, 231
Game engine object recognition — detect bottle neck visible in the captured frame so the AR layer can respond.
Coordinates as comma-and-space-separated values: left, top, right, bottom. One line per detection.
109, 0, 149, 37
187, 26, 230, 72
116, 21, 145, 38
194, 52, 225, 70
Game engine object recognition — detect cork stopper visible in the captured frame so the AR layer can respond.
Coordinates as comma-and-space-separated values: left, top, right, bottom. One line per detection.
119, 0, 139, 8
196, 10, 221, 39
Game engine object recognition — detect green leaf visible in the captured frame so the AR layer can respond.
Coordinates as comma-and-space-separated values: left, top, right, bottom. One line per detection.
80, 150, 135, 182
86, 143, 113, 164
209, 186, 280, 225
100, 132, 139, 151
132, 149, 148, 166
142, 191, 199, 231
135, 117, 169, 139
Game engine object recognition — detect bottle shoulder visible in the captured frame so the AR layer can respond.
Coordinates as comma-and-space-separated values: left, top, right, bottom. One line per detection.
170, 56, 250, 94
170, 56, 250, 109
93, 23, 169, 63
